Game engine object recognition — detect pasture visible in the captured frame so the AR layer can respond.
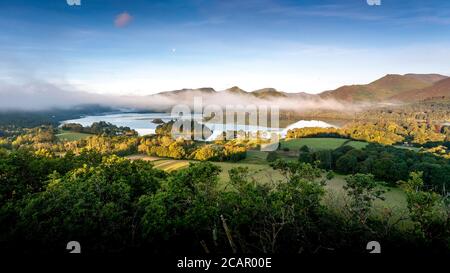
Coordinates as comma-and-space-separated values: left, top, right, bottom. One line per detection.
345, 140, 369, 149
126, 153, 408, 217
241, 150, 268, 164
152, 159, 191, 172
56, 130, 92, 141
128, 157, 191, 172
280, 138, 349, 151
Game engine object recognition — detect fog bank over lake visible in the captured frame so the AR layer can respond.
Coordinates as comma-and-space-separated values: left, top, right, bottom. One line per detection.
62, 113, 339, 139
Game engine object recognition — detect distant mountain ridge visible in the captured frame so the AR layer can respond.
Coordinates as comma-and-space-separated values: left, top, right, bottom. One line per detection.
390, 77, 450, 102
404, 73, 448, 84
318, 74, 447, 102
151, 85, 336, 112
156, 86, 320, 100
153, 73, 449, 105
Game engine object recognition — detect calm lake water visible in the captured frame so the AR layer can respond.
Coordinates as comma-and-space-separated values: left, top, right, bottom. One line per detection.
61, 112, 339, 140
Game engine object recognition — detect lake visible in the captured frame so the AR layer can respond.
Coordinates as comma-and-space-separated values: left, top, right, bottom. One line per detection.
61, 112, 340, 140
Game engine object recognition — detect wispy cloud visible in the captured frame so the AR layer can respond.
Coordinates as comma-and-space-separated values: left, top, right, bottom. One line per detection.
415, 15, 450, 25
259, 4, 386, 21
115, 12, 133, 28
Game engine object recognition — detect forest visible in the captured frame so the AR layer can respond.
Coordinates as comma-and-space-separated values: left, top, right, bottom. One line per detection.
0, 150, 448, 254
61, 121, 138, 136
299, 143, 450, 194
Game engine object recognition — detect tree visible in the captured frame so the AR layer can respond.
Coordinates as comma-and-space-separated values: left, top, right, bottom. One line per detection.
219, 162, 326, 253
0, 150, 62, 206
270, 159, 322, 181
400, 172, 447, 241
4, 155, 165, 253
266, 151, 278, 162
336, 154, 358, 174
313, 150, 333, 170
344, 174, 385, 225
298, 145, 313, 164
192, 145, 219, 161
138, 162, 221, 252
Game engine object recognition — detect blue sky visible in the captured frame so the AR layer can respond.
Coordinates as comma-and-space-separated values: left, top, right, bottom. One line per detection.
2, 0, 450, 95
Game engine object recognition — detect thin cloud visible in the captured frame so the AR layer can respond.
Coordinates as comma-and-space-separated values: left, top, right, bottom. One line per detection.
259, 4, 386, 21
260, 2, 450, 26
115, 12, 133, 28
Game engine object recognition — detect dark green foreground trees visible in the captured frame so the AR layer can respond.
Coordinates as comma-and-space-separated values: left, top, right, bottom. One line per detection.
299, 143, 450, 194
0, 150, 449, 254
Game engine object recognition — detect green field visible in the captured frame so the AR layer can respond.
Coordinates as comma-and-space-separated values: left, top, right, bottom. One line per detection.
211, 161, 407, 215
150, 159, 191, 172
281, 138, 348, 151
211, 161, 285, 189
323, 174, 408, 218
346, 140, 369, 149
127, 154, 408, 216
241, 150, 268, 164
126, 154, 161, 161
127, 154, 191, 172
56, 130, 92, 141
280, 138, 368, 151
393, 145, 421, 152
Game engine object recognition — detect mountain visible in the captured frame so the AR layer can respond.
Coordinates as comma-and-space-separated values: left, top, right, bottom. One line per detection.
156, 86, 291, 100
224, 86, 250, 96
158, 87, 216, 96
285, 91, 318, 100
150, 85, 346, 112
369, 74, 432, 94
404, 73, 448, 84
319, 74, 437, 102
390, 77, 450, 102
252, 88, 287, 99
150, 73, 449, 108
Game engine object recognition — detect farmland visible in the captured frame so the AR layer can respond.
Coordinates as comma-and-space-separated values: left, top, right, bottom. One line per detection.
55, 129, 92, 141
126, 152, 408, 215
280, 137, 368, 151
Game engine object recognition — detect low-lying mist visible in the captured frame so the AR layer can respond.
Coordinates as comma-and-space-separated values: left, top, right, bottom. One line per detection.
148, 89, 363, 112
0, 81, 365, 114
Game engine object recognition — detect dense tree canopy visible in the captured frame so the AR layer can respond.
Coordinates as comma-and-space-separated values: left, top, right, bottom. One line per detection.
298, 143, 450, 193
62, 121, 138, 136
0, 151, 448, 254
286, 120, 447, 146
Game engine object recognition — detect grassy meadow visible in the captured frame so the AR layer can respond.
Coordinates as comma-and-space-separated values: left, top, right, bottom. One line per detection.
126, 136, 409, 220
123, 136, 421, 223
55, 129, 93, 141
280, 137, 368, 151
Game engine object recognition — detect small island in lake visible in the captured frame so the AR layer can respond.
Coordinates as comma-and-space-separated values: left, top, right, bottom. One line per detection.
152, 118, 165, 124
